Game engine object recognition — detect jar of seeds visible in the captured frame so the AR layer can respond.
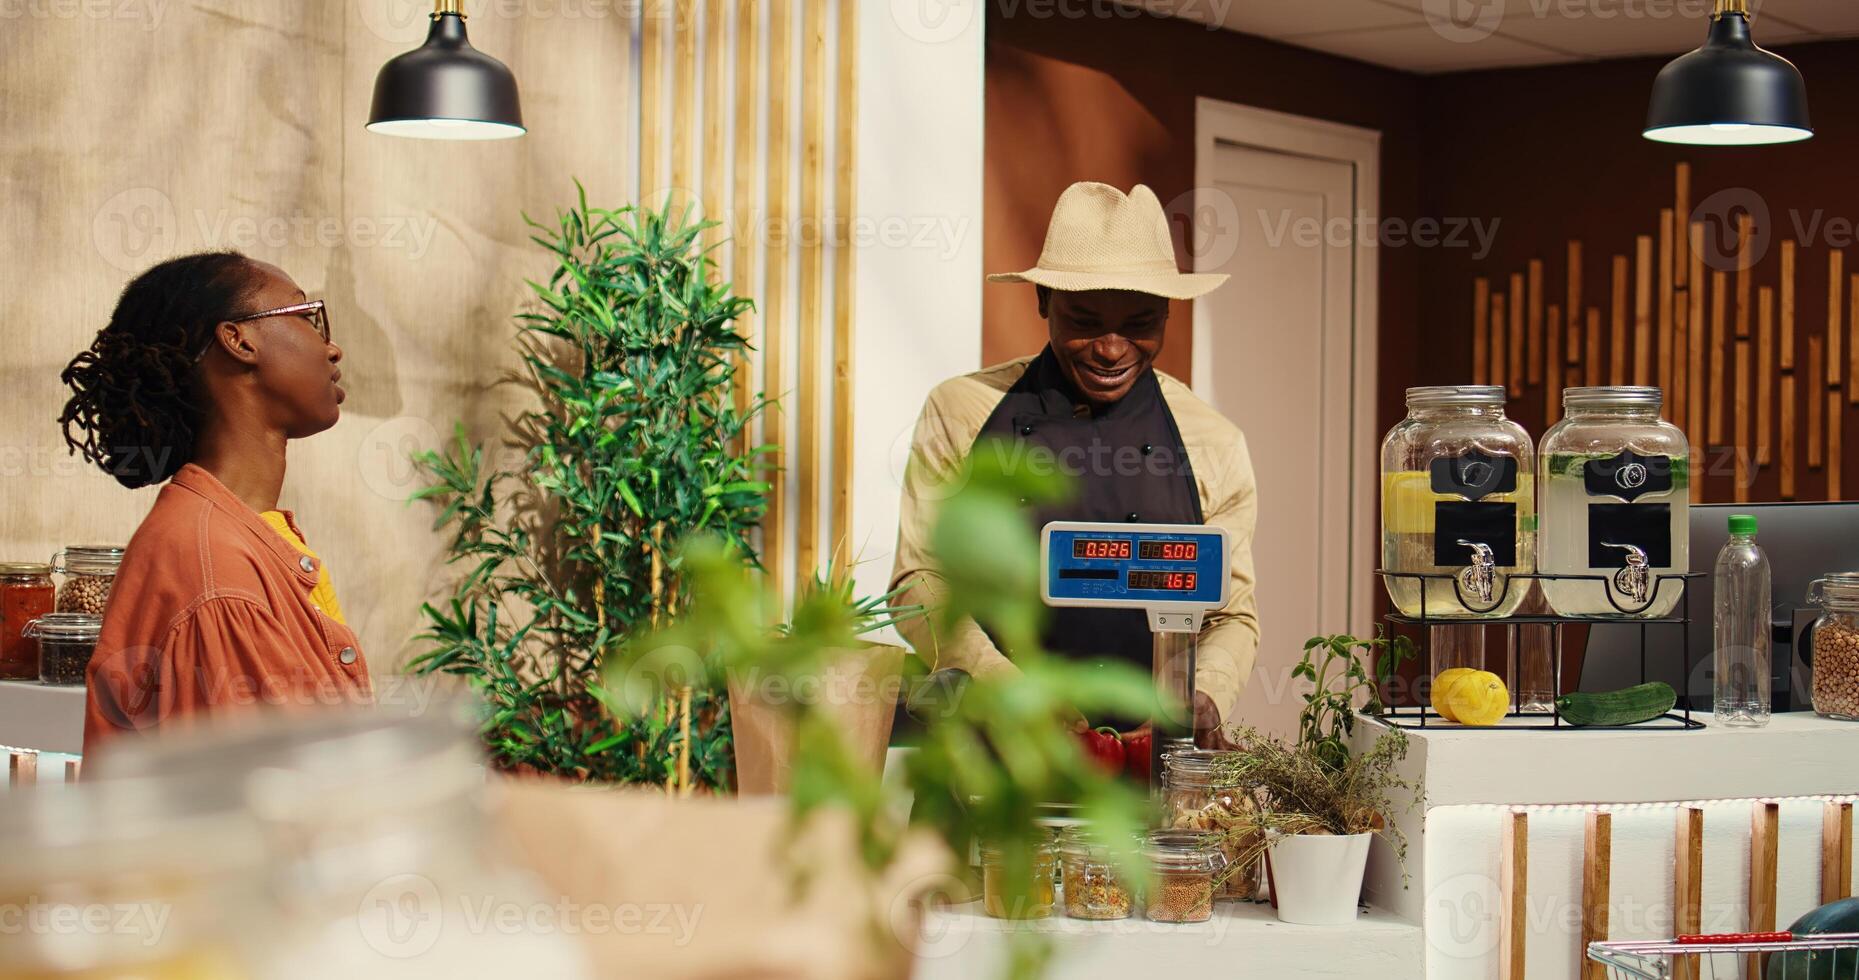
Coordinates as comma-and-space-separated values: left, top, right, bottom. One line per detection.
1058, 829, 1134, 920
52, 546, 124, 616
980, 837, 1056, 920
1161, 749, 1261, 900
1142, 829, 1225, 924
25, 613, 102, 686
1806, 573, 1859, 721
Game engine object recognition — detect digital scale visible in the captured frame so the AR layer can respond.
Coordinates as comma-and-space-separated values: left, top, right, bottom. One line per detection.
1039, 521, 1231, 787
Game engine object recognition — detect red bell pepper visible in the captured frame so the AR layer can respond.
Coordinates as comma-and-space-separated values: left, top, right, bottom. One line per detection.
1079, 726, 1125, 775
1122, 728, 1152, 784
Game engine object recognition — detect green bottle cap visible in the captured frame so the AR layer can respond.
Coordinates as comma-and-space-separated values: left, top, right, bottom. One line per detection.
1728, 514, 1758, 535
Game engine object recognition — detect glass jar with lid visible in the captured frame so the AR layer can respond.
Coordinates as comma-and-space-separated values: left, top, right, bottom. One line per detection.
1057, 829, 1134, 920
980, 835, 1057, 919
0, 562, 55, 681
1538, 387, 1690, 617
52, 545, 124, 616
1160, 749, 1260, 900
1381, 386, 1536, 618
0, 764, 263, 979
1142, 829, 1225, 923
1805, 573, 1859, 721
23, 612, 101, 686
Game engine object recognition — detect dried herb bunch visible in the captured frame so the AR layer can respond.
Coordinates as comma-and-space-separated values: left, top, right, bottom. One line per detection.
1211, 725, 1421, 878
410, 187, 770, 787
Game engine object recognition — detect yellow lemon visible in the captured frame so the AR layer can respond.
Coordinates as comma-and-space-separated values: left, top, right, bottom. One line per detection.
1429, 668, 1477, 722
1442, 670, 1510, 726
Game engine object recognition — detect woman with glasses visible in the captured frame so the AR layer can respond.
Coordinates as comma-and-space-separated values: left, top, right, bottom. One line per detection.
59, 250, 370, 753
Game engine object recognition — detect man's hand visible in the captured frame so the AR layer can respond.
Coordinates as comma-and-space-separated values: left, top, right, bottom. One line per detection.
1193, 691, 1235, 750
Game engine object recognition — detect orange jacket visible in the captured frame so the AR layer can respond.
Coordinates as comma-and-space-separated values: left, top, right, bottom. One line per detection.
83, 464, 373, 756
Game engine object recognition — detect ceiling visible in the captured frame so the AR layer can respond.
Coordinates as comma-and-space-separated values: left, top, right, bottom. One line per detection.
1131, 0, 1859, 74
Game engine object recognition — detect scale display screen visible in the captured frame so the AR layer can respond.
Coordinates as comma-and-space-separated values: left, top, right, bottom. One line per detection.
1041, 522, 1228, 610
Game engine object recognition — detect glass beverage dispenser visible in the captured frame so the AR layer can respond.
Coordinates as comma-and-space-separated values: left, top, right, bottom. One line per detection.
1538, 387, 1690, 617
1381, 386, 1535, 618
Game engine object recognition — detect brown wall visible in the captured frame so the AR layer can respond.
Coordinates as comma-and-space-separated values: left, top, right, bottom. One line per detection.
984, 8, 1425, 435
1419, 40, 1859, 504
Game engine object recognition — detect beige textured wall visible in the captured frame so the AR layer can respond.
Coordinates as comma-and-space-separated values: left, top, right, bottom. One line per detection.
0, 0, 634, 668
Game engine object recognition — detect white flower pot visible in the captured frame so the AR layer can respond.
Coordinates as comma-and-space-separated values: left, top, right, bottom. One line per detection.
1267, 832, 1371, 925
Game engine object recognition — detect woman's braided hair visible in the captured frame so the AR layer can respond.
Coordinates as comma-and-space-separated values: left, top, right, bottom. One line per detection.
60, 251, 260, 489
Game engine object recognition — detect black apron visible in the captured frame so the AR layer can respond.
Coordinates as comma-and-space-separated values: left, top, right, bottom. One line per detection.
970, 347, 1202, 721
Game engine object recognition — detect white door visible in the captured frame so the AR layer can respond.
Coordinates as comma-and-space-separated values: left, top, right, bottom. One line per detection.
1196, 142, 1363, 742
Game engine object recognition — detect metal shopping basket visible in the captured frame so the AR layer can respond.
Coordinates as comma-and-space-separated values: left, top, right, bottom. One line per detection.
1589, 932, 1859, 980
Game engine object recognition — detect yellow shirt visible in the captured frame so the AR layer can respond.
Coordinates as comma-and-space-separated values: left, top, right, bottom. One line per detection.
259, 510, 347, 626
889, 356, 1260, 725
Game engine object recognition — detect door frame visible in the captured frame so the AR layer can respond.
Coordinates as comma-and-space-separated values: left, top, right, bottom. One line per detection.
1191, 97, 1381, 637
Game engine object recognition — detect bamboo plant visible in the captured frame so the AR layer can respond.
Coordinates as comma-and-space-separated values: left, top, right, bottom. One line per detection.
409, 186, 770, 788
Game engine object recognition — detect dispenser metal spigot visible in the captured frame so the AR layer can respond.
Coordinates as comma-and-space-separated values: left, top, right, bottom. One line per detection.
1601, 542, 1652, 605
1456, 539, 1497, 604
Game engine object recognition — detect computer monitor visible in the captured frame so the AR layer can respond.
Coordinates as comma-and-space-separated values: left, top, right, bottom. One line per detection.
1579, 501, 1859, 710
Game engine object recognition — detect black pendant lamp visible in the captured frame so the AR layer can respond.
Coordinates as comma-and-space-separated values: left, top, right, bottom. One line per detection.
1644, 0, 1811, 146
368, 0, 525, 140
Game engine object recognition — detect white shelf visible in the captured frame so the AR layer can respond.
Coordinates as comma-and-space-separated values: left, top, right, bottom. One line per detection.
913, 900, 1423, 980
0, 680, 85, 755
1359, 710, 1859, 807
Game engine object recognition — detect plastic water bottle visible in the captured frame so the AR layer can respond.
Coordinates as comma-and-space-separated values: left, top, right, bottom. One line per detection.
1713, 514, 1772, 727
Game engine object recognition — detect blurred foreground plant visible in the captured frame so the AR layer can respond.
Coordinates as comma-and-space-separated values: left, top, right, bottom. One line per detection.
607, 442, 1160, 980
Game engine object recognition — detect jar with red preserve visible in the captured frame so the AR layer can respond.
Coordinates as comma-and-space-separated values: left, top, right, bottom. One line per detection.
0, 563, 55, 681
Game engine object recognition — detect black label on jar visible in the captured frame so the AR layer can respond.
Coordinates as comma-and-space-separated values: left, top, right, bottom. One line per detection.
1434, 502, 1518, 566
1586, 504, 1672, 567
1429, 452, 1518, 502
1584, 450, 1672, 503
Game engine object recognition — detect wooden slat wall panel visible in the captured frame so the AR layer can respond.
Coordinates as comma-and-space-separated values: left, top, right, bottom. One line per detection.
1528, 259, 1544, 386
830, 0, 858, 554
1611, 256, 1629, 386
1758, 287, 1775, 466
1510, 271, 1526, 392
1826, 802, 1856, 905
1546, 305, 1563, 425
1735, 335, 1751, 503
1587, 307, 1603, 388
1674, 291, 1691, 428
1709, 270, 1727, 447
641, 8, 664, 198
1474, 278, 1490, 386
730, 0, 763, 437
1659, 209, 1676, 407
763, 0, 794, 596
701, 0, 726, 257
1581, 811, 1613, 980
1689, 222, 1707, 454
1500, 810, 1529, 980
1832, 252, 1846, 388
671, 0, 698, 200
795, 0, 827, 579
1750, 802, 1781, 980
1674, 807, 1705, 980
1810, 336, 1825, 470
1634, 236, 1653, 386
1493, 292, 1508, 394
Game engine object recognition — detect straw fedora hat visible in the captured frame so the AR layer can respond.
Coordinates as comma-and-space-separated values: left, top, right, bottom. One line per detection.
987, 182, 1228, 300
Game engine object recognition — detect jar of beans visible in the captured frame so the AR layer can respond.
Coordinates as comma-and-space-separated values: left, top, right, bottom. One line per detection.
1806, 573, 1859, 721
1142, 829, 1226, 924
0, 563, 56, 681
52, 545, 124, 616
24, 613, 102, 686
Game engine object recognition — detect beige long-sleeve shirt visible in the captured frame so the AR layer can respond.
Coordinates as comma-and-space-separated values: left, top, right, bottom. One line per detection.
888, 356, 1261, 724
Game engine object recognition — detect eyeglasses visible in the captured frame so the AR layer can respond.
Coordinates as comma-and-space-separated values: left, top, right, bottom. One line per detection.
230, 300, 330, 343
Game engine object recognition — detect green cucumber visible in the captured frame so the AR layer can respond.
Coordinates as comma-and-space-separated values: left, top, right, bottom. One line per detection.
1555, 682, 1677, 726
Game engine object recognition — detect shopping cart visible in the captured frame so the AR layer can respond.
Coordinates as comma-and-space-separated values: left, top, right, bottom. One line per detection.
1588, 932, 1859, 980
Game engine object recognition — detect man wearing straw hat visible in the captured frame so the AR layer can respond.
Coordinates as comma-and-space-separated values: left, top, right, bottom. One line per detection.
891, 182, 1259, 748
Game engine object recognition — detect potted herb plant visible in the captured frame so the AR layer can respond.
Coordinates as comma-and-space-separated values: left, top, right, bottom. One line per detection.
409, 187, 770, 789
1216, 632, 1422, 925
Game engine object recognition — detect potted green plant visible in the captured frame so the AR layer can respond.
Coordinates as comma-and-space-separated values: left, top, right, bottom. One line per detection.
727, 561, 924, 794
1215, 632, 1421, 925
409, 186, 770, 789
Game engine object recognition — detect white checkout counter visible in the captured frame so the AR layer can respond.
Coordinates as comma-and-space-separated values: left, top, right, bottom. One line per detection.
0, 678, 84, 756
908, 712, 1859, 980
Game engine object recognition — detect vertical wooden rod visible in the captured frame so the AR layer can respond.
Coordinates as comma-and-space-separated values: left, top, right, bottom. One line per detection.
1511, 272, 1526, 392
7, 751, 35, 788
1781, 241, 1798, 370
1635, 236, 1654, 386
1493, 293, 1509, 395
1736, 338, 1751, 503
1500, 810, 1529, 980
1749, 801, 1781, 980
1474, 277, 1490, 387
794, 0, 828, 579
1581, 811, 1613, 980
829, 0, 860, 556
762, 0, 794, 599
1611, 256, 1630, 386
1674, 163, 1692, 289
1659, 208, 1676, 406
1710, 270, 1728, 447
1529, 259, 1545, 386
1824, 801, 1855, 904
1588, 307, 1604, 388
730, 0, 764, 445
1811, 336, 1825, 471
1674, 806, 1705, 980
1758, 287, 1775, 466
1547, 305, 1564, 425
1689, 223, 1708, 451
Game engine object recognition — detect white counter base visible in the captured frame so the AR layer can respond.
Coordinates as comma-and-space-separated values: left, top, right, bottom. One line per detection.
0, 679, 84, 755
912, 900, 1423, 980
